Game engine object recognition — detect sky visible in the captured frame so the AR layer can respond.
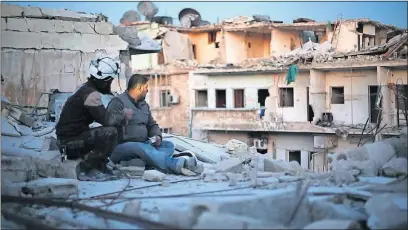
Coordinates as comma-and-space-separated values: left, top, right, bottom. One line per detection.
7, 1, 408, 28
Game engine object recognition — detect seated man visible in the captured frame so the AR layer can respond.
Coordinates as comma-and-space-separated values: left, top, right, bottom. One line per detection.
56, 56, 122, 180
106, 74, 201, 175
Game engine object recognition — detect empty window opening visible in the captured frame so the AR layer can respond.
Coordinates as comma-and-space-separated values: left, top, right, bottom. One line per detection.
196, 90, 208, 107
301, 31, 317, 43
234, 89, 245, 108
257, 89, 269, 107
215, 42, 220, 48
331, 87, 345, 104
289, 150, 301, 165
216, 89, 226, 108
248, 42, 251, 48
279, 88, 294, 107
362, 35, 375, 49
395, 84, 408, 110
161, 128, 172, 134
369, 85, 381, 123
160, 90, 170, 107
192, 45, 197, 59
208, 32, 216, 43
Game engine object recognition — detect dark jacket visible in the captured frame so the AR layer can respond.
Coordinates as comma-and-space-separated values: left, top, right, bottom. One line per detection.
56, 80, 112, 139
106, 91, 161, 143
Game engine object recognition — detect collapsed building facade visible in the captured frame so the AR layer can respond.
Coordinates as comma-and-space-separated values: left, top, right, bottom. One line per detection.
125, 16, 408, 172
1, 3, 408, 230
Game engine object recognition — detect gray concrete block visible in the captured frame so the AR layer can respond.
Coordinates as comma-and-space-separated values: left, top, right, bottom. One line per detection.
41, 32, 82, 50
82, 34, 101, 52
381, 157, 407, 177
94, 22, 113, 35
303, 220, 362, 229
122, 200, 141, 217
21, 178, 78, 198
1, 31, 41, 49
73, 21, 95, 34
5, 18, 28, 31
1, 156, 38, 182
215, 157, 244, 173
40, 8, 81, 21
142, 170, 166, 182
27, 18, 55, 32
1, 18, 6, 30
54, 20, 74, 33
310, 200, 368, 222
1, 3, 23, 17
100, 34, 129, 51
22, 5, 42, 18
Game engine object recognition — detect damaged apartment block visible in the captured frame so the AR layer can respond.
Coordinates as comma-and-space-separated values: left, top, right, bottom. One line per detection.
1, 2, 408, 230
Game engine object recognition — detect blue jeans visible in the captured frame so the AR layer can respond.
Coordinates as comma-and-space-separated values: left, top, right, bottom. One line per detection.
110, 140, 184, 174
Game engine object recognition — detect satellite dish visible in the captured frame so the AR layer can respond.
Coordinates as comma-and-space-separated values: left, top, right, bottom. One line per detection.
121, 10, 141, 24
178, 8, 201, 28
137, 1, 159, 21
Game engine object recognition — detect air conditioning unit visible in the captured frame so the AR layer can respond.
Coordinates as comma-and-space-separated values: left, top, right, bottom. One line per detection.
168, 94, 180, 104
253, 139, 268, 150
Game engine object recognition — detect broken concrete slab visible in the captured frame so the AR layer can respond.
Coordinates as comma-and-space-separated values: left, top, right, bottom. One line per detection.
215, 157, 244, 173
31, 126, 55, 137
358, 176, 397, 185
119, 166, 145, 177
383, 137, 408, 158
225, 139, 248, 154
193, 211, 269, 229
1, 116, 21, 137
203, 171, 229, 183
329, 170, 357, 185
122, 200, 141, 217
0, 3, 24, 17
381, 157, 407, 177
22, 5, 43, 18
8, 107, 34, 127
308, 187, 373, 201
1, 156, 37, 182
1, 178, 24, 196
94, 22, 113, 35
58, 159, 81, 179
365, 193, 408, 229
20, 178, 78, 198
142, 170, 166, 182
303, 220, 362, 229
310, 199, 368, 222
264, 159, 305, 176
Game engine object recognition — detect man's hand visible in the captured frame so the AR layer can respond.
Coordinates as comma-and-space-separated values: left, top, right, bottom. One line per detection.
151, 135, 162, 147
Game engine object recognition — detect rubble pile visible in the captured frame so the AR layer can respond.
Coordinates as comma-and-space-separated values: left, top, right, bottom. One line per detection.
2, 98, 407, 229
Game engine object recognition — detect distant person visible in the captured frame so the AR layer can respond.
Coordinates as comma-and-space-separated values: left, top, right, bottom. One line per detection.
106, 74, 202, 175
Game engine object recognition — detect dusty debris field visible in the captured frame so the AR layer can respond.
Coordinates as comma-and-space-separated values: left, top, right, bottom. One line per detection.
2, 105, 408, 229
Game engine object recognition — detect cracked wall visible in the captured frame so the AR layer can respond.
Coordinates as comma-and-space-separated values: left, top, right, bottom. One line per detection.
1, 3, 128, 107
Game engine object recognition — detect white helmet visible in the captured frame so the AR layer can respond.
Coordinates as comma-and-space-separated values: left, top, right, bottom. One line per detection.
89, 56, 120, 80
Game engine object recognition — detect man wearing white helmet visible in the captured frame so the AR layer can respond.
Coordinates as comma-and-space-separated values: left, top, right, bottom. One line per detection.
56, 56, 125, 180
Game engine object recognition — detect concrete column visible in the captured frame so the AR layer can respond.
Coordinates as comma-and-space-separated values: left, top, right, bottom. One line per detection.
309, 69, 327, 124
263, 81, 278, 122
226, 88, 233, 109
377, 66, 393, 127
300, 151, 309, 169
208, 88, 216, 108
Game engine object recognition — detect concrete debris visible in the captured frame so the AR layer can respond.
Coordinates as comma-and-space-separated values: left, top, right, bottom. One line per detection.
193, 211, 270, 229
264, 159, 305, 176
122, 200, 141, 217
19, 178, 78, 198
381, 157, 407, 177
225, 139, 248, 154
303, 219, 362, 229
202, 171, 229, 182
142, 170, 166, 182
365, 193, 408, 229
1, 116, 21, 137
8, 107, 34, 127
310, 199, 368, 222
215, 157, 244, 173
1, 156, 38, 183
118, 166, 145, 177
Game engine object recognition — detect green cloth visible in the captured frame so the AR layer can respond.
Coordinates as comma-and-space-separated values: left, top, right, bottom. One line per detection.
286, 64, 299, 85
327, 20, 332, 30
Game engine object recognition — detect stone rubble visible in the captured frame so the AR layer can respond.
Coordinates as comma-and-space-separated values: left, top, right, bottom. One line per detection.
1, 114, 408, 229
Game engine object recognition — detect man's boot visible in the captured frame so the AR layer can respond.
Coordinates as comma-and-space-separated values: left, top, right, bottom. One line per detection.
172, 151, 204, 176
78, 151, 119, 181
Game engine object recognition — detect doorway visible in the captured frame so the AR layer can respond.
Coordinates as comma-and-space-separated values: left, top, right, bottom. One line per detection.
369, 86, 381, 123
288, 150, 301, 164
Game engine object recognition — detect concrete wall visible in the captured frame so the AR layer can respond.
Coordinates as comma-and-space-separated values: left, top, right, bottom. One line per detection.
186, 31, 223, 64
224, 31, 270, 64
1, 3, 128, 107
147, 73, 190, 136
270, 29, 302, 57
325, 70, 378, 125
333, 21, 359, 53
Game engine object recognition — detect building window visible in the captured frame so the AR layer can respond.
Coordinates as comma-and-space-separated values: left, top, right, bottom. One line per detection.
331, 87, 345, 104
160, 90, 170, 107
216, 89, 226, 108
208, 31, 216, 43
279, 88, 294, 107
161, 128, 172, 134
257, 89, 269, 107
234, 89, 245, 108
192, 44, 197, 59
288, 150, 301, 165
248, 42, 251, 48
215, 42, 220, 49
195, 90, 208, 107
